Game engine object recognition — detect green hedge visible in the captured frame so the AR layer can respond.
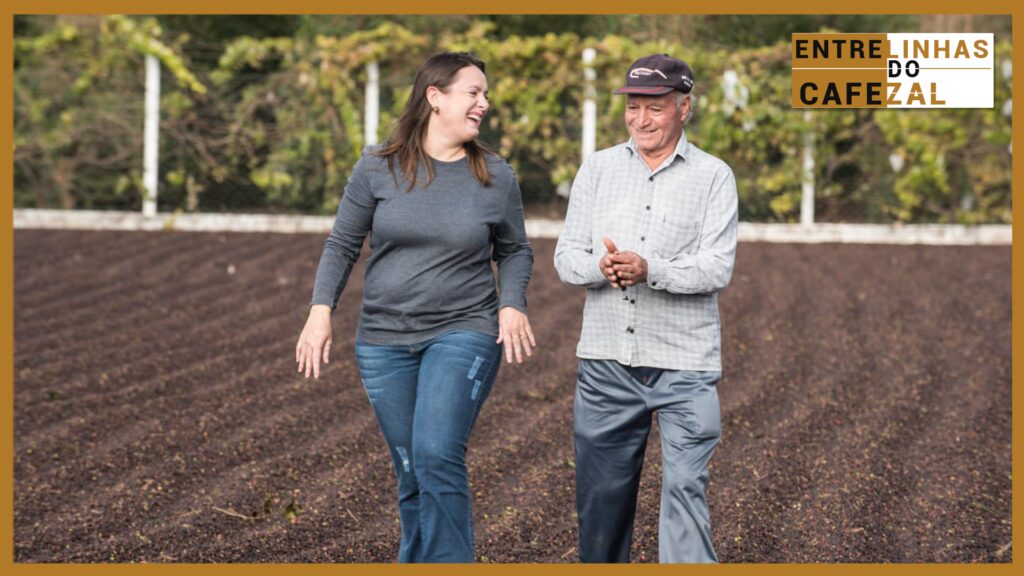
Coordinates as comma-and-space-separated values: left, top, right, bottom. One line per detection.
14, 17, 1013, 223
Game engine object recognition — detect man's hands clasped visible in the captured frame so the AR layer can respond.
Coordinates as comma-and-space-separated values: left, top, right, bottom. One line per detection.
600, 237, 648, 288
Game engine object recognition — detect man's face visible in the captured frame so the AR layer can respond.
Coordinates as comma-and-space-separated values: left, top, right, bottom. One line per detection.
624, 93, 688, 159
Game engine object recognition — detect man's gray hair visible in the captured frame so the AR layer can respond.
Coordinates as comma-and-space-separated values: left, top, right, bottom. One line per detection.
674, 91, 694, 124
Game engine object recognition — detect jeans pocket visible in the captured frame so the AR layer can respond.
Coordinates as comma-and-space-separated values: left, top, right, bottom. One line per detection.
355, 342, 419, 387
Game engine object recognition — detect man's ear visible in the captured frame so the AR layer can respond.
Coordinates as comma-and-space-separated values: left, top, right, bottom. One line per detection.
679, 95, 691, 122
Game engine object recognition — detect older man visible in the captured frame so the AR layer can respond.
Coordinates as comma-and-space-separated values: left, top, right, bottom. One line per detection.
554, 53, 738, 563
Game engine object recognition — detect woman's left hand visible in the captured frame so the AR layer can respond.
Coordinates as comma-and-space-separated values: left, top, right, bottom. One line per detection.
497, 306, 536, 364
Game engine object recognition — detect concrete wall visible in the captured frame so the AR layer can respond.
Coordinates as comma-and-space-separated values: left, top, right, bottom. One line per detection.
14, 209, 1012, 245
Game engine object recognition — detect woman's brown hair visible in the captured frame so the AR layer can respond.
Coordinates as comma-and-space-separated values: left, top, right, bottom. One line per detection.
374, 52, 493, 190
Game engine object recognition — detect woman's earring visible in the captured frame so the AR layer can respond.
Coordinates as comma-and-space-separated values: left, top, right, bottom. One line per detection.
432, 105, 440, 115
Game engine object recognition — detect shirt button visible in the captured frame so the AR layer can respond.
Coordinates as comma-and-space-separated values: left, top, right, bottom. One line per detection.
630, 299, 636, 304
645, 205, 651, 210
640, 236, 646, 241
648, 176, 654, 182
626, 327, 635, 333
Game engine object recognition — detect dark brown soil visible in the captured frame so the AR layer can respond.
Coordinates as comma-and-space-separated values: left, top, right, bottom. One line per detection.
13, 230, 1011, 563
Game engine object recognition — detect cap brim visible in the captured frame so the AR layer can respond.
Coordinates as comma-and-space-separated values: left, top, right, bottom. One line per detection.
613, 85, 678, 95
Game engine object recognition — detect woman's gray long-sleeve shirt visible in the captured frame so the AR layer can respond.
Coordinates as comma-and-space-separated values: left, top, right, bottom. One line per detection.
311, 146, 533, 345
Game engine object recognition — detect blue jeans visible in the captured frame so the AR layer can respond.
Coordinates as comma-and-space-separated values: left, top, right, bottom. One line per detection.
355, 330, 501, 563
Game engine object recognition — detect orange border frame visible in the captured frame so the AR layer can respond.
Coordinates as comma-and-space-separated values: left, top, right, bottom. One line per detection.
2, 2, 1019, 574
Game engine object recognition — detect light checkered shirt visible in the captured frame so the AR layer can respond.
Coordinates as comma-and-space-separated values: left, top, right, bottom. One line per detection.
554, 132, 738, 371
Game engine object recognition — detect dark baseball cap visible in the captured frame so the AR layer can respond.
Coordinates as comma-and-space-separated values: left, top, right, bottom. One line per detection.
614, 53, 694, 95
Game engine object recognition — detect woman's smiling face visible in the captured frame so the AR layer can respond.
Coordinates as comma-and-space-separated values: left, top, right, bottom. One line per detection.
430, 65, 490, 144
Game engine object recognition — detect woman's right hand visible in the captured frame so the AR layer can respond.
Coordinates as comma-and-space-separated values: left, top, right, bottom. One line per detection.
296, 304, 333, 379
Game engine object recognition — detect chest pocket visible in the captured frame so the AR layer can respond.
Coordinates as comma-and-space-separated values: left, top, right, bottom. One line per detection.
654, 216, 701, 258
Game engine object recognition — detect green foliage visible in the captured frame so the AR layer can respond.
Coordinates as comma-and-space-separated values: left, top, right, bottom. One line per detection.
206, 24, 432, 213
13, 15, 1013, 223
870, 41, 1013, 224
14, 15, 203, 210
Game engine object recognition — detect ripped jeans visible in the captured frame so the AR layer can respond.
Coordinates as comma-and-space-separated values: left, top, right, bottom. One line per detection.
355, 330, 501, 563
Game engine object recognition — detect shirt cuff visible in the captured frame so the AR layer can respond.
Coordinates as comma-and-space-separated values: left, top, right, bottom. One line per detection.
310, 296, 337, 310
498, 301, 528, 315
646, 257, 667, 290
584, 253, 609, 286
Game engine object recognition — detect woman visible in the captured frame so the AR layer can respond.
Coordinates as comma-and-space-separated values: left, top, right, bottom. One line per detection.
294, 52, 535, 563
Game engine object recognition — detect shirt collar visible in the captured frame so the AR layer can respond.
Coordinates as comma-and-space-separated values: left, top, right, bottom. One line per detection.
624, 130, 690, 165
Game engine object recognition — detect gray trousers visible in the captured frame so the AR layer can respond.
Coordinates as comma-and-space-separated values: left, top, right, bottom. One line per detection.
574, 359, 721, 563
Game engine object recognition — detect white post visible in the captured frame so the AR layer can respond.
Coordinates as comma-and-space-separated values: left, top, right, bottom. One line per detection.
582, 48, 597, 160
800, 110, 815, 226
143, 54, 161, 217
364, 61, 380, 146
